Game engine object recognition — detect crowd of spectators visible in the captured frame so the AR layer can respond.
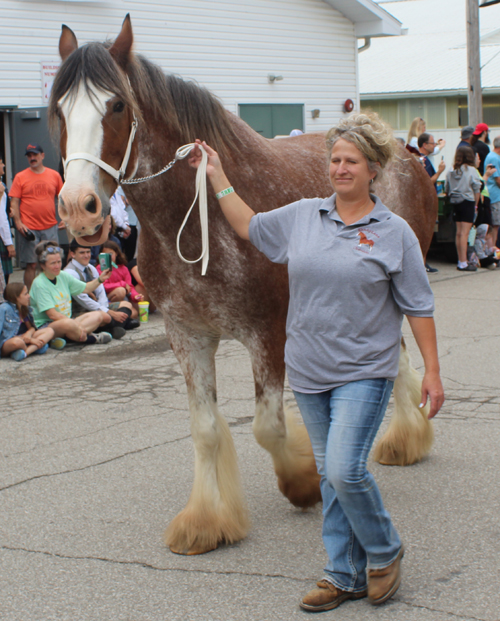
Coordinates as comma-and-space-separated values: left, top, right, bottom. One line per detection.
405, 118, 500, 272
0, 145, 154, 361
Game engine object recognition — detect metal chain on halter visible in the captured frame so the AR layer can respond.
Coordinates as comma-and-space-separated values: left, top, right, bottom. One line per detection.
120, 155, 178, 185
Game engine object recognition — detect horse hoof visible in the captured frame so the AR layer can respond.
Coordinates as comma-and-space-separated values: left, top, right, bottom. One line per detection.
169, 543, 218, 555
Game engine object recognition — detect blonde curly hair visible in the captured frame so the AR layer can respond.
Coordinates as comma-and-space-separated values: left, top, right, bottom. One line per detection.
326, 112, 395, 181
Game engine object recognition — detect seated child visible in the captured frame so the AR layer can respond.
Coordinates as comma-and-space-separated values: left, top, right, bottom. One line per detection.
128, 257, 156, 314
474, 224, 499, 269
97, 240, 143, 317
0, 283, 55, 361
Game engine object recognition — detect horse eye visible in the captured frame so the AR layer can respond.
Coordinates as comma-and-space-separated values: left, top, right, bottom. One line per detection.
113, 101, 125, 113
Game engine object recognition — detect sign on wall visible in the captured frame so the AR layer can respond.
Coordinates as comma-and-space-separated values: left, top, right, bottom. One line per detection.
41, 62, 61, 104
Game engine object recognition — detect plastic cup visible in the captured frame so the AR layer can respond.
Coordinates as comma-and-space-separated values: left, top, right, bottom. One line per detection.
138, 301, 149, 323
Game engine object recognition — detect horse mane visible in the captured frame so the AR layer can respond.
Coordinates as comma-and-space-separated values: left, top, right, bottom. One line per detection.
49, 41, 240, 153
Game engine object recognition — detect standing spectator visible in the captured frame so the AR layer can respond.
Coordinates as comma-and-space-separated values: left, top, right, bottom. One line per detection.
64, 239, 139, 336
0, 154, 14, 286
110, 189, 130, 241
457, 126, 474, 150
121, 188, 139, 262
484, 136, 500, 252
407, 117, 445, 155
471, 123, 490, 176
445, 146, 481, 272
418, 133, 446, 273
9, 144, 63, 290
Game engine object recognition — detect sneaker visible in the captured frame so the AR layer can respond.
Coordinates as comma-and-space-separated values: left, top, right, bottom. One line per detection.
486, 263, 497, 270
91, 331, 112, 344
425, 263, 439, 273
125, 319, 140, 330
299, 579, 367, 612
49, 338, 66, 350
368, 546, 404, 605
34, 343, 49, 355
10, 349, 27, 362
457, 264, 477, 272
111, 326, 127, 340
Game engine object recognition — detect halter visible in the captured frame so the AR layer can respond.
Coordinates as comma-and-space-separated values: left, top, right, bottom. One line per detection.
63, 113, 139, 182
63, 114, 210, 276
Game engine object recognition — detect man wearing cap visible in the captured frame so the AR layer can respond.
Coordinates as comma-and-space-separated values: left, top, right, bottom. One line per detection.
457, 126, 474, 150
9, 144, 63, 289
484, 136, 500, 250
471, 123, 490, 176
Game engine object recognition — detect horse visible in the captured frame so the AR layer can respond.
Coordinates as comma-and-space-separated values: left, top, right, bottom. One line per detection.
49, 15, 436, 556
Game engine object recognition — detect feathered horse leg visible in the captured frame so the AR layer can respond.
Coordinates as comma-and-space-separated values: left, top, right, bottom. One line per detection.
373, 338, 434, 466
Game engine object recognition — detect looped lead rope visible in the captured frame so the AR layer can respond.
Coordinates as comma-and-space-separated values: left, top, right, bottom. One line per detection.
174, 143, 209, 276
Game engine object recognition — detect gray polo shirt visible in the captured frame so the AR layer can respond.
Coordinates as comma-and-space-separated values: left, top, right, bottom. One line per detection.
249, 194, 434, 393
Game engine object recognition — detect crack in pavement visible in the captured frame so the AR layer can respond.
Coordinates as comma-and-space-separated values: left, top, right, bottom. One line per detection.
0, 434, 192, 492
0, 546, 486, 620
398, 598, 491, 621
0, 545, 313, 583
3, 408, 190, 458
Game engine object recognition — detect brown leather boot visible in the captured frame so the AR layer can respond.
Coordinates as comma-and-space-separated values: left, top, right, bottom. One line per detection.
299, 579, 367, 612
368, 546, 405, 605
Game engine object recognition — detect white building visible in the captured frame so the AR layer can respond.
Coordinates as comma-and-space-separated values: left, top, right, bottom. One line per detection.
0, 0, 402, 183
359, 0, 500, 168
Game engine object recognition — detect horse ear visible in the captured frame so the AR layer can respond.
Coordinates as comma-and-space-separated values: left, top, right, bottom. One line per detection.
59, 25, 78, 62
109, 14, 133, 69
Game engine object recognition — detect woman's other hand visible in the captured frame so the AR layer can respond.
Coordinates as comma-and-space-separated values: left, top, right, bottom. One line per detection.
420, 370, 445, 419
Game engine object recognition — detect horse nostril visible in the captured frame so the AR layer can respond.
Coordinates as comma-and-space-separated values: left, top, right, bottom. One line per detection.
84, 196, 97, 214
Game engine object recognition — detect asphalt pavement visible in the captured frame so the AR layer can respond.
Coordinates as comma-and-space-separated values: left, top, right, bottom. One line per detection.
1, 260, 499, 621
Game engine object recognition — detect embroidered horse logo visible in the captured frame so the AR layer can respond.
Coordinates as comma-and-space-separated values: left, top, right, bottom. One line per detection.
357, 231, 374, 251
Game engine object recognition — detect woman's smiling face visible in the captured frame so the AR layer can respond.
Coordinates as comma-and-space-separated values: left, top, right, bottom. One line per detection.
329, 138, 376, 198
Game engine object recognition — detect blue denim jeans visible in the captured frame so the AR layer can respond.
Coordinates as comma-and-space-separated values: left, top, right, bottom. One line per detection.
293, 378, 401, 593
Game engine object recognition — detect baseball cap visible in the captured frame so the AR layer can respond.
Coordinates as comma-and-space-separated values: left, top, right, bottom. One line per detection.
25, 143, 44, 155
460, 126, 474, 139
473, 123, 489, 135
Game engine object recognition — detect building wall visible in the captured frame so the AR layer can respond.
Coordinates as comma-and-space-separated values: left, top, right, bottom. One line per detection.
0, 0, 359, 133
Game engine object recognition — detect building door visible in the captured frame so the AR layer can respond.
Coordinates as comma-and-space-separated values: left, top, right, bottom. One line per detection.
239, 104, 304, 138
10, 107, 61, 176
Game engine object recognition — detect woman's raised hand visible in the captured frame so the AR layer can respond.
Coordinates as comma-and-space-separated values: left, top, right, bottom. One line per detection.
189, 139, 223, 179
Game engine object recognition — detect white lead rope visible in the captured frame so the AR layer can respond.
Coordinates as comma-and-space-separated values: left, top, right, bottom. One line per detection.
174, 143, 209, 276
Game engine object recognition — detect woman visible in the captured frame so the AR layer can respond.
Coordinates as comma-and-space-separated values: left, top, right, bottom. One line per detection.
407, 117, 445, 154
29, 240, 112, 347
189, 112, 444, 612
445, 146, 482, 272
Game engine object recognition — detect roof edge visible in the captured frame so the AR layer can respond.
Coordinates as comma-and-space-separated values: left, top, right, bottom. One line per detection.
325, 0, 404, 37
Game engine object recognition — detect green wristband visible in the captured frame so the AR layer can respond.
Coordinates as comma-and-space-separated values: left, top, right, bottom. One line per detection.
215, 186, 234, 200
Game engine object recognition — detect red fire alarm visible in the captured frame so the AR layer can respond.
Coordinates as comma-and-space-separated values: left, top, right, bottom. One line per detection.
344, 99, 354, 113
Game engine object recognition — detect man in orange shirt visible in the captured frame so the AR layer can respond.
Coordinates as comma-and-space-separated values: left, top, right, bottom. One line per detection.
9, 144, 64, 289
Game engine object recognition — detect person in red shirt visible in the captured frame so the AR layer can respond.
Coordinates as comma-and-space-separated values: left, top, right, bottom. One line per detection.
9, 144, 64, 289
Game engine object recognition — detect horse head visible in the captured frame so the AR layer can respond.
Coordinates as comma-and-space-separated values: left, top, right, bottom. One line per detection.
51, 15, 139, 245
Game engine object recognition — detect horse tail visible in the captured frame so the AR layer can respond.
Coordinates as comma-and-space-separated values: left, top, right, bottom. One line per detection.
373, 338, 434, 466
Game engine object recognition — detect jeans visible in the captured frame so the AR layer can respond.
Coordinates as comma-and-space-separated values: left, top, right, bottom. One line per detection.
293, 378, 401, 593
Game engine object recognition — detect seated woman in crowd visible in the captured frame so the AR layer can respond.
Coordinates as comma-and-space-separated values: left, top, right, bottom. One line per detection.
29, 241, 113, 348
128, 257, 156, 314
0, 282, 54, 361
97, 240, 142, 318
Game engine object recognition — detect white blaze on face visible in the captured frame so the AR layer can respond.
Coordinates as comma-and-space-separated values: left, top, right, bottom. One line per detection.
59, 83, 111, 201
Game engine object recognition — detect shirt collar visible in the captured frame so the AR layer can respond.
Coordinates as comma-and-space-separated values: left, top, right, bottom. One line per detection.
319, 193, 392, 225
71, 258, 90, 271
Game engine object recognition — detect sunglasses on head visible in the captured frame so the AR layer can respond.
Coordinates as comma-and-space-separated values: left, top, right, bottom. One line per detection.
45, 246, 62, 254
